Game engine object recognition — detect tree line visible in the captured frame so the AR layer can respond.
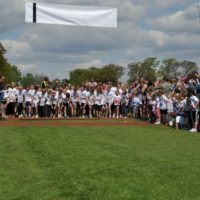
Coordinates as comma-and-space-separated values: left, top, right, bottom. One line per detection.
0, 43, 199, 87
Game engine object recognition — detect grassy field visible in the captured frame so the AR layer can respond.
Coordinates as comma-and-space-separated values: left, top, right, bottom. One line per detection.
0, 124, 200, 200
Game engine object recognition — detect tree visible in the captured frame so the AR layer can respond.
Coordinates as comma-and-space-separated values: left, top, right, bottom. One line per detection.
0, 43, 22, 83
0, 43, 8, 75
69, 69, 88, 85
0, 43, 6, 54
33, 74, 46, 85
157, 59, 199, 79
69, 64, 124, 85
21, 73, 35, 87
99, 64, 124, 84
128, 57, 158, 82
180, 60, 198, 77
157, 58, 180, 79
4, 64, 22, 83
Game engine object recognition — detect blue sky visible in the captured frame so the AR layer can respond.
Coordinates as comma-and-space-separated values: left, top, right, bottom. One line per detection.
0, 0, 199, 80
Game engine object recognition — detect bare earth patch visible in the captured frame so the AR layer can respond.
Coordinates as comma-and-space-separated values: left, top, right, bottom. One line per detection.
0, 118, 153, 127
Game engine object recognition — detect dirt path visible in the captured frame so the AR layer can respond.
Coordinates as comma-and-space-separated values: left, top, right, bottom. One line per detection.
0, 118, 153, 127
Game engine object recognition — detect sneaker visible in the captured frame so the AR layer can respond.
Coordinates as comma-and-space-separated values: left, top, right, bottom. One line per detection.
154, 121, 161, 125
189, 128, 197, 132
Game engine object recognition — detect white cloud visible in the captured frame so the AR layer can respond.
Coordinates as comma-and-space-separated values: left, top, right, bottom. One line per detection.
147, 31, 169, 47
17, 64, 38, 73
1, 40, 32, 60
147, 5, 200, 33
74, 59, 103, 68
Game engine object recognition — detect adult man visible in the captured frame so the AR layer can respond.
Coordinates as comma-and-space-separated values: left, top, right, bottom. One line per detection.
41, 76, 50, 89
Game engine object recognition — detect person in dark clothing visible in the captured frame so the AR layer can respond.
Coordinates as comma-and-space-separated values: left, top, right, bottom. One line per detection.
41, 76, 49, 89
0, 75, 5, 119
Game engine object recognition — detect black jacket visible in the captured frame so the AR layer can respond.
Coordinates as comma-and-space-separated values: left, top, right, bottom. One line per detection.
0, 82, 5, 91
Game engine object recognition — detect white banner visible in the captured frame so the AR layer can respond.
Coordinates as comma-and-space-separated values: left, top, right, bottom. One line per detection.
25, 2, 117, 28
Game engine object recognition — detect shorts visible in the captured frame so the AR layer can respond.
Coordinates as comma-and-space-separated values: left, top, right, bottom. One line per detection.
160, 109, 168, 115
81, 103, 86, 107
26, 102, 32, 107
132, 106, 138, 113
112, 104, 120, 111
94, 104, 102, 111
0, 92, 4, 102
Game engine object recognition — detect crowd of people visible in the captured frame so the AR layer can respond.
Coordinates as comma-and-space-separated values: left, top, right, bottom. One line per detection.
1, 73, 200, 132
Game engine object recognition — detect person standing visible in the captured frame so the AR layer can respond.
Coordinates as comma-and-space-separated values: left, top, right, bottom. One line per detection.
0, 75, 5, 119
41, 76, 50, 89
7, 82, 18, 118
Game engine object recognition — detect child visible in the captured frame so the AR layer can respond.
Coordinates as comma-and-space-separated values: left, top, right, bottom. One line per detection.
131, 92, 141, 118
94, 88, 103, 118
16, 86, 25, 117
149, 94, 157, 123
104, 86, 113, 118
88, 88, 95, 118
32, 86, 40, 118
71, 87, 80, 117
157, 90, 171, 125
7, 83, 18, 117
174, 95, 186, 129
188, 89, 199, 132
112, 90, 122, 118
121, 89, 129, 118
50, 90, 58, 118
24, 87, 32, 117
57, 88, 63, 118
45, 89, 52, 118
38, 89, 47, 118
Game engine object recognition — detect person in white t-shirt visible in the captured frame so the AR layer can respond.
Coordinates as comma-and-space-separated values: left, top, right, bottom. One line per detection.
149, 93, 157, 123
56, 88, 63, 118
110, 84, 117, 96
104, 86, 113, 118
38, 89, 47, 118
45, 89, 53, 117
131, 92, 142, 118
79, 87, 89, 118
24, 87, 33, 117
7, 83, 18, 117
50, 89, 58, 118
94, 87, 103, 118
16, 86, 25, 117
31, 86, 40, 118
186, 89, 199, 132
112, 90, 122, 118
61, 90, 71, 118
71, 87, 80, 117
158, 90, 171, 124
88, 87, 95, 118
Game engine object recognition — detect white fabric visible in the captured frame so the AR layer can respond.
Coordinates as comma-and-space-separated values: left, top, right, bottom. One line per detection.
25, 2, 117, 28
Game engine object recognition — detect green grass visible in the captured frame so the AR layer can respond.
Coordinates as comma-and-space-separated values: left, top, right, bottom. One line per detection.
0, 125, 200, 200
